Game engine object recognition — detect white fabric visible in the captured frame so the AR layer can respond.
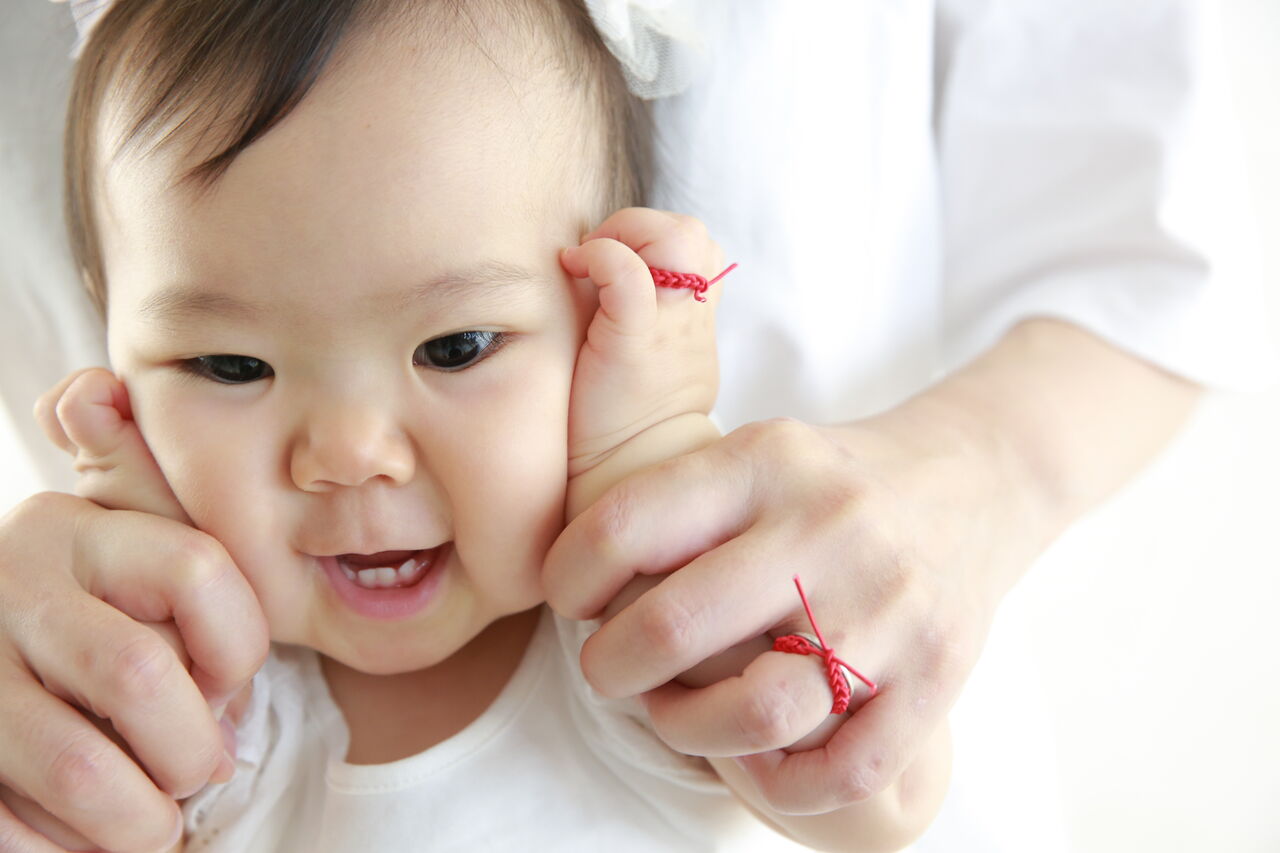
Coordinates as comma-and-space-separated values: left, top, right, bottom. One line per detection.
0, 1, 1274, 851
583, 0, 706, 99
644, 0, 1274, 439
66, 0, 112, 59
180, 606, 786, 852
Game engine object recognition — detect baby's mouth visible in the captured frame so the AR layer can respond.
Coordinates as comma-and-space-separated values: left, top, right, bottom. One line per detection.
335, 548, 436, 589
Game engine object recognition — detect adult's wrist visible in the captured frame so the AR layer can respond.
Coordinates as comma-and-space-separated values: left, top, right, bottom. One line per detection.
823, 318, 1203, 608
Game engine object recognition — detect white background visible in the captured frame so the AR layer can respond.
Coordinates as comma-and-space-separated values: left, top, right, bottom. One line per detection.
1, 2, 1278, 851
926, 2, 1280, 850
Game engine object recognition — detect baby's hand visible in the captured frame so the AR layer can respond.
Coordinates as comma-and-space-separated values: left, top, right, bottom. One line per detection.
556, 210, 847, 753
36, 368, 193, 523
560, 207, 724, 492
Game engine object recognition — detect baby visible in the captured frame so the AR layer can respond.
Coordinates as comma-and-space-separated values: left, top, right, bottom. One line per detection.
10, 0, 950, 850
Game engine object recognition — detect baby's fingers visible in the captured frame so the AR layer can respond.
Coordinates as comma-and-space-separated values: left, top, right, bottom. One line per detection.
582, 208, 722, 272
53, 368, 189, 523
32, 367, 101, 455
561, 238, 657, 340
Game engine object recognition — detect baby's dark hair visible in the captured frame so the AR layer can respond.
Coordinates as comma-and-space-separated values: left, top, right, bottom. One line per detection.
64, 0, 651, 317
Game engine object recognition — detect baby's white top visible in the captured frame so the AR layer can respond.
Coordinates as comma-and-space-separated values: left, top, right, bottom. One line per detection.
182, 606, 791, 852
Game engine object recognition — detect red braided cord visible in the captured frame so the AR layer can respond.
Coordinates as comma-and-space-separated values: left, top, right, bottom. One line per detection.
773, 575, 878, 715
649, 263, 738, 302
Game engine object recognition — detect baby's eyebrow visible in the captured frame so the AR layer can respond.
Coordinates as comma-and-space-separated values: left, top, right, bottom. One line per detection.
137, 261, 547, 329
394, 261, 546, 311
137, 288, 265, 329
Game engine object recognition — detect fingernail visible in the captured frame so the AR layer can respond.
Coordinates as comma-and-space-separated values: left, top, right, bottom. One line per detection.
165, 809, 185, 849
210, 751, 235, 785
220, 714, 237, 756
208, 716, 238, 785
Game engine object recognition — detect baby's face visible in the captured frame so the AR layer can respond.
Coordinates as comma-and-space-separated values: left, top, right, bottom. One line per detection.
96, 28, 598, 674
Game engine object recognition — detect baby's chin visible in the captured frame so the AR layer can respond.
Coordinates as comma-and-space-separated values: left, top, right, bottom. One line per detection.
281, 591, 545, 678
319, 642, 462, 677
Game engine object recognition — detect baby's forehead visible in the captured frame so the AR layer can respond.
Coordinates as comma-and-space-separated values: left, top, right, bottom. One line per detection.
97, 19, 600, 327
100, 0, 597, 189
72, 0, 635, 319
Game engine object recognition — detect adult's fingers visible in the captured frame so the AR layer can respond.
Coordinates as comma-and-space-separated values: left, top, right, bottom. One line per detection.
66, 497, 268, 710
0, 666, 184, 853
16, 594, 226, 800
0, 793, 72, 853
641, 648, 845, 757
578, 528, 825, 697
543, 444, 755, 622
730, 616, 966, 817
0, 794, 69, 853
0, 494, 264, 801
732, 683, 942, 815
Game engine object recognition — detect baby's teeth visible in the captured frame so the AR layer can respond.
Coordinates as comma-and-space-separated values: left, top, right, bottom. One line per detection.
354, 567, 395, 588
344, 556, 427, 589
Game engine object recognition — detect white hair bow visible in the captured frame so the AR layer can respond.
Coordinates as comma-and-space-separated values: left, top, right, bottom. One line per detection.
55, 0, 704, 98
582, 0, 705, 99
49, 0, 112, 59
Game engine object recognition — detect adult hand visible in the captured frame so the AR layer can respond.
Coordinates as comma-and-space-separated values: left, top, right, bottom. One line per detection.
545, 316, 1200, 817
0, 368, 267, 852
544, 409, 1029, 815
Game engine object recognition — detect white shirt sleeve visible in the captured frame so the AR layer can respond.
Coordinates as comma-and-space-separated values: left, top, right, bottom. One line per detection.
935, 0, 1277, 390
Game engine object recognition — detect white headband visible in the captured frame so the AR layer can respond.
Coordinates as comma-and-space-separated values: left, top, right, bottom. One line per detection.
582, 0, 704, 99
59, 0, 704, 98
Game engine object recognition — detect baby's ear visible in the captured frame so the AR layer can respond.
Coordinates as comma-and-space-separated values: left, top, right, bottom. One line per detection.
51, 368, 191, 523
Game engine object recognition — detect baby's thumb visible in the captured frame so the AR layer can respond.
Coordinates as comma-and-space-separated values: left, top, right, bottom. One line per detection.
55, 368, 190, 523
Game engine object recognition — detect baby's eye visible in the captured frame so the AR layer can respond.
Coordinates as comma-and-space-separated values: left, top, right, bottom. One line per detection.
414, 331, 505, 371
181, 354, 274, 384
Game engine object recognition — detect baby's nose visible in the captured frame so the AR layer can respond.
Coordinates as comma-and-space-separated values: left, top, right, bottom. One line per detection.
290, 402, 415, 491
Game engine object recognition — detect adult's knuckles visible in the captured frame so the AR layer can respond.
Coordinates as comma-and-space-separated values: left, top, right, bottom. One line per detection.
43, 731, 118, 812
632, 589, 701, 667
107, 631, 179, 706
760, 763, 880, 815
162, 531, 233, 593
2, 492, 79, 535
731, 682, 812, 752
837, 747, 897, 805
914, 617, 982, 702
579, 483, 640, 567
725, 418, 819, 474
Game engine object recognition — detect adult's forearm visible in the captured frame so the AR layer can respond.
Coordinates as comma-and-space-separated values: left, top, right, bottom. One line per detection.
839, 317, 1203, 604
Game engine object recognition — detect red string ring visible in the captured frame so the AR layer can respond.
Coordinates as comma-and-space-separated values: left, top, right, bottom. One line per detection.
649, 263, 738, 302
773, 575, 878, 715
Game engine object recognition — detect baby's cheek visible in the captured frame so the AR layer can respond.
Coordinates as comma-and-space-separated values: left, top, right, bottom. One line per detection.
453, 414, 568, 608
138, 411, 280, 569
